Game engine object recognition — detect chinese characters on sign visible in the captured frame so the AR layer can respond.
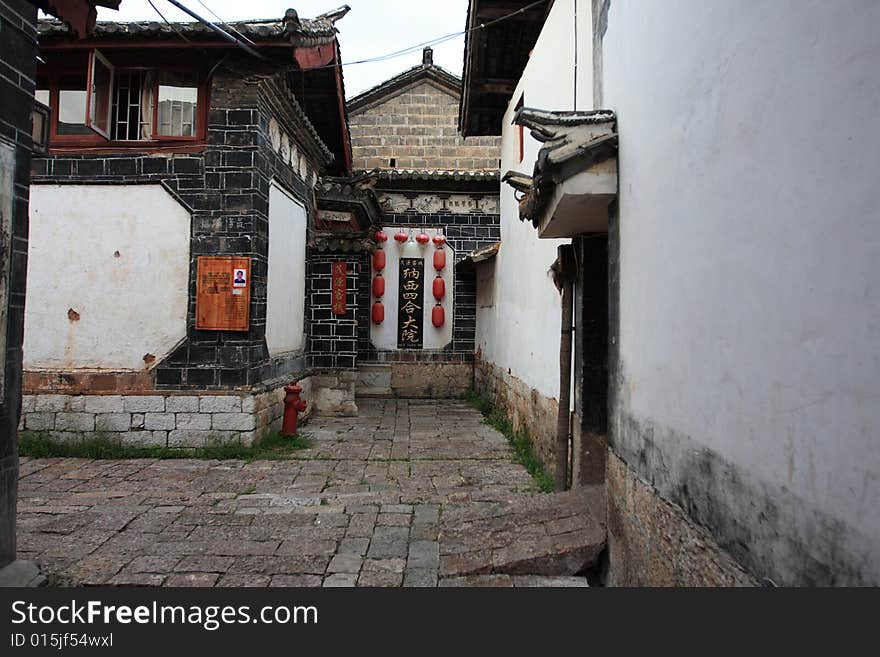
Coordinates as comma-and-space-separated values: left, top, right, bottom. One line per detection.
397, 257, 424, 349
331, 261, 347, 316
195, 256, 251, 331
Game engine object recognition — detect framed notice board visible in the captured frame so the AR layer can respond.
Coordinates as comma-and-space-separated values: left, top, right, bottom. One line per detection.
195, 256, 251, 331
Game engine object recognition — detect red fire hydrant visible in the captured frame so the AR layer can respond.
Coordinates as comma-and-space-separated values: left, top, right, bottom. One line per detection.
282, 384, 307, 436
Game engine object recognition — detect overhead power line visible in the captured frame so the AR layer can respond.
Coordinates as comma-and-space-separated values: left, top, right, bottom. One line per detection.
148, 0, 550, 71
340, 0, 551, 69
163, 0, 268, 61
194, 0, 258, 46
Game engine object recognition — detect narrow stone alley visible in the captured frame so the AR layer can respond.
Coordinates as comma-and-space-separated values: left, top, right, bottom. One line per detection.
16, 400, 604, 587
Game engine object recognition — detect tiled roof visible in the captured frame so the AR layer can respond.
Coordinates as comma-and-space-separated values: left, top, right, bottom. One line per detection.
355, 168, 500, 182
504, 107, 617, 228
348, 55, 462, 113
37, 6, 349, 47
459, 0, 550, 136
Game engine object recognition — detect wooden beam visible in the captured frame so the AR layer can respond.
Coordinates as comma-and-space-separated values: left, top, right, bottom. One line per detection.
474, 78, 516, 95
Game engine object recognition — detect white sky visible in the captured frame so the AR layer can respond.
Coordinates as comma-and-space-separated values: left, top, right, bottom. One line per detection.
93, 0, 469, 98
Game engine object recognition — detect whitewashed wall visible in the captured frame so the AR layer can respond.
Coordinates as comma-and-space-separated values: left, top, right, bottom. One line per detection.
603, 0, 880, 583
477, 0, 593, 398
25, 184, 189, 370
370, 228, 454, 351
266, 182, 307, 356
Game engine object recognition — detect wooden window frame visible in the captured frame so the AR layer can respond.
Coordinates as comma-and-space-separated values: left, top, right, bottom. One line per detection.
85, 49, 114, 139
152, 71, 209, 142
40, 49, 210, 152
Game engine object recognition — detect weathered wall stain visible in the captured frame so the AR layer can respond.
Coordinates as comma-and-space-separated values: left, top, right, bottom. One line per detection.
610, 405, 880, 586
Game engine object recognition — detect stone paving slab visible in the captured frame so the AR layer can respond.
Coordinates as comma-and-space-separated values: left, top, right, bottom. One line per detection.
17, 399, 602, 587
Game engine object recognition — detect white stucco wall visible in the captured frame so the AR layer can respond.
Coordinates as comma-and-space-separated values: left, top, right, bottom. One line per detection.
477, 0, 593, 398
370, 229, 453, 351
25, 184, 190, 370
603, 0, 880, 580
266, 182, 307, 356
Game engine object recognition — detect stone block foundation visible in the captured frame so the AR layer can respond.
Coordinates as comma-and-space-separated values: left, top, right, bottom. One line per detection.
473, 354, 558, 478
16, 371, 370, 447
19, 385, 293, 448
605, 451, 757, 586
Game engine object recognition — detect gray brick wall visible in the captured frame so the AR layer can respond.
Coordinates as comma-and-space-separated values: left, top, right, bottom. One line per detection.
349, 82, 500, 171
0, 0, 38, 569
30, 61, 316, 391
359, 210, 500, 364
307, 255, 359, 370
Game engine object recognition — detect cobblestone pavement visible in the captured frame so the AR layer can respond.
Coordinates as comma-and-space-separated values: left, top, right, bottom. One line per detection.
17, 399, 602, 587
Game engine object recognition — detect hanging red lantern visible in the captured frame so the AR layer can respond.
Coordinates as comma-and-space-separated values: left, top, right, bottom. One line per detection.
433, 275, 445, 301
372, 301, 385, 325
432, 303, 445, 327
372, 274, 385, 298
433, 249, 446, 271
372, 249, 386, 272
416, 231, 430, 245
394, 230, 408, 243
375, 230, 388, 243
432, 234, 447, 248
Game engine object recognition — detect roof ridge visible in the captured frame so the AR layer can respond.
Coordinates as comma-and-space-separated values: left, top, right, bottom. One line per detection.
347, 62, 462, 111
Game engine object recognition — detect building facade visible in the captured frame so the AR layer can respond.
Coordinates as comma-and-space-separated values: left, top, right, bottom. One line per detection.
0, 0, 124, 585
347, 48, 501, 397
19, 11, 355, 446
461, 0, 880, 586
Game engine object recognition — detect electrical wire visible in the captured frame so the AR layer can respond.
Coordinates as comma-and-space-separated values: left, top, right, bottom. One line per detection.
146, 0, 190, 42
338, 0, 551, 69
154, 0, 550, 69
193, 0, 258, 46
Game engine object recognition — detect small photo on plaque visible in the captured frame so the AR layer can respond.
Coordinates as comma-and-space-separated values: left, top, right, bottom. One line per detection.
233, 269, 247, 288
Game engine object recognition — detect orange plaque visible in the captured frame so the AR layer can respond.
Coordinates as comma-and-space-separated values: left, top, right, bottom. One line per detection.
331, 261, 347, 315
196, 256, 251, 331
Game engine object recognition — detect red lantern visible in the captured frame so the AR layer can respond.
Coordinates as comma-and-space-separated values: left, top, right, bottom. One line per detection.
433, 249, 446, 271
416, 231, 430, 245
372, 301, 385, 325
372, 249, 386, 272
433, 275, 445, 301
375, 230, 388, 243
372, 274, 385, 298
432, 304, 445, 327
394, 230, 408, 243
432, 234, 447, 248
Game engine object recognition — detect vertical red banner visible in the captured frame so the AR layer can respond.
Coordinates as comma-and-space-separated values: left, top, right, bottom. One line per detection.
331, 261, 347, 316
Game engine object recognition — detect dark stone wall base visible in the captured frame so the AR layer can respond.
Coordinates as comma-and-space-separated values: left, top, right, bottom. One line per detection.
474, 353, 559, 479
606, 450, 757, 586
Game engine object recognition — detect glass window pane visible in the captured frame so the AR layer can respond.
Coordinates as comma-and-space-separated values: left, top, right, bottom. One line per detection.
57, 73, 90, 136
58, 90, 90, 135
157, 71, 199, 137
90, 52, 113, 136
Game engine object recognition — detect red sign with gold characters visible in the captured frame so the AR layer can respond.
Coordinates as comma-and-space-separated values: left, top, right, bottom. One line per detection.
331, 261, 347, 315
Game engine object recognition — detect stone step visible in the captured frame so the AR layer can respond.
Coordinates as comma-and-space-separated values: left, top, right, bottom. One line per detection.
438, 574, 589, 587
438, 487, 606, 578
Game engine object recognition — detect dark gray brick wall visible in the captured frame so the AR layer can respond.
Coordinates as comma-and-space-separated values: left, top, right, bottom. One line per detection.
360, 209, 500, 364
307, 254, 359, 370
31, 60, 316, 391
0, 0, 38, 568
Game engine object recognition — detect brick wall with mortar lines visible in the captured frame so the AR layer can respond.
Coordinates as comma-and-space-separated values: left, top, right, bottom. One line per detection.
307, 254, 359, 370
30, 61, 318, 392
349, 82, 500, 171
359, 209, 500, 364
18, 389, 289, 448
0, 0, 38, 567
